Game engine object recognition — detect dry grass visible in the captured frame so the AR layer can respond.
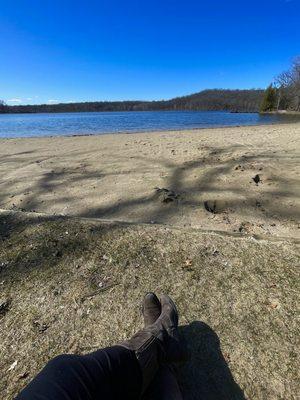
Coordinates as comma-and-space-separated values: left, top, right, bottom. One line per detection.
0, 210, 299, 399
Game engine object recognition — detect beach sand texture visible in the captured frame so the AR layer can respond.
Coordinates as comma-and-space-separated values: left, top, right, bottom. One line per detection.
0, 123, 299, 238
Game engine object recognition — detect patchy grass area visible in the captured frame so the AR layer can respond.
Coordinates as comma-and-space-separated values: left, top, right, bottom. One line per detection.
0, 211, 299, 399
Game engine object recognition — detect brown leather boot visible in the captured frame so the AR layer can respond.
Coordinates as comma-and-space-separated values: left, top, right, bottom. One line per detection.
142, 292, 161, 326
141, 295, 184, 400
160, 294, 189, 365
120, 294, 188, 394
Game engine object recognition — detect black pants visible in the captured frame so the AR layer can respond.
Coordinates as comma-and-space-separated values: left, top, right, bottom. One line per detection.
17, 346, 142, 400
16, 345, 183, 400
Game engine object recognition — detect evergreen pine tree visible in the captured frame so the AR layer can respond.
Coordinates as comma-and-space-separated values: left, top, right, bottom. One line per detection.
260, 85, 277, 112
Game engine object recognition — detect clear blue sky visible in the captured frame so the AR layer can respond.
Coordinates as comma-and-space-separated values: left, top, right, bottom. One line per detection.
1, 0, 299, 105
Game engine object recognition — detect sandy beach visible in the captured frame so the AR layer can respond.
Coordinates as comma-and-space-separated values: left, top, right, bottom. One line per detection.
1, 123, 299, 238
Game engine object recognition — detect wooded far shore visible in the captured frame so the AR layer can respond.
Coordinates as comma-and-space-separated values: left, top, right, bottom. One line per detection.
0, 89, 264, 114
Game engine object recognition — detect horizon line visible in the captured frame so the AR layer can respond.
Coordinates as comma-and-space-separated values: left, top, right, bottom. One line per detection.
4, 87, 266, 107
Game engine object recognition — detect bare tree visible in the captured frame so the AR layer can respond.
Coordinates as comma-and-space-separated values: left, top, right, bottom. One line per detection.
275, 57, 300, 111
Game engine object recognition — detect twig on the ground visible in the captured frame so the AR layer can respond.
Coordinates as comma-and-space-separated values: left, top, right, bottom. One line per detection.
80, 283, 119, 302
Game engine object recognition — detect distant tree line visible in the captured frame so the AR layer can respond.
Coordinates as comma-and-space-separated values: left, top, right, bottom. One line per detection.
261, 57, 300, 112
0, 89, 264, 114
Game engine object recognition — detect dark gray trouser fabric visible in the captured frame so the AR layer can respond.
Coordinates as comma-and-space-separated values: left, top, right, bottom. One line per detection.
143, 365, 183, 400
16, 346, 142, 400
16, 345, 183, 400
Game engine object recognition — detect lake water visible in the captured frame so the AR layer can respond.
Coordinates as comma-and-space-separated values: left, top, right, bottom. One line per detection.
0, 111, 298, 138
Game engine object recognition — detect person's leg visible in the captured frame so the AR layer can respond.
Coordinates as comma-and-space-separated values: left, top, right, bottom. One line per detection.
16, 345, 142, 400
119, 293, 187, 394
140, 293, 185, 400
142, 365, 183, 400
17, 293, 187, 400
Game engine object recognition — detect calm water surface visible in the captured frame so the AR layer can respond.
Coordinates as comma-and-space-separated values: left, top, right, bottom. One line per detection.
0, 111, 298, 138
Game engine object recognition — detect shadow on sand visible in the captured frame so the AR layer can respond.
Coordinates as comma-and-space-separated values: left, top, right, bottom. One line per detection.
179, 321, 246, 400
1, 145, 299, 226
